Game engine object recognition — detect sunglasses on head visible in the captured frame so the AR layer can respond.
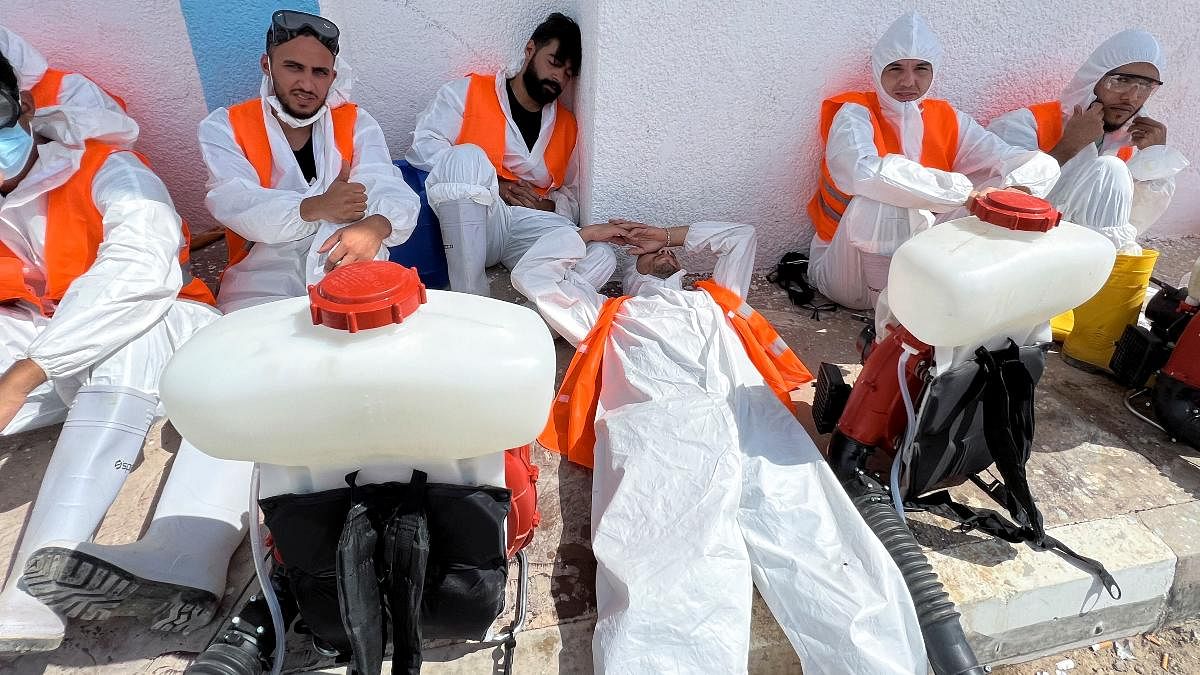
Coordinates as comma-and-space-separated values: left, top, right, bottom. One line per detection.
268, 10, 340, 55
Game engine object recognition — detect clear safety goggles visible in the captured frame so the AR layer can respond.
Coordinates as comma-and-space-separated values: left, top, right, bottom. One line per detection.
1098, 73, 1162, 97
0, 88, 19, 129
267, 10, 340, 55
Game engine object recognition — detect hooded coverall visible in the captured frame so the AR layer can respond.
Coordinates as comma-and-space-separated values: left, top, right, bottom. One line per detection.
987, 29, 1188, 252
512, 222, 927, 674
808, 11, 1059, 310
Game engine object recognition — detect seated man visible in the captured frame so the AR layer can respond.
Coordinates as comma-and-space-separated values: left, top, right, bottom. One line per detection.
513, 221, 926, 674
199, 10, 418, 312
0, 54, 249, 652
0, 24, 132, 139
988, 30, 1189, 368
806, 10, 1058, 310
405, 13, 615, 296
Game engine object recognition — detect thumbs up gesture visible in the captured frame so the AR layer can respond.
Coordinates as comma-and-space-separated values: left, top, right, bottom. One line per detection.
300, 161, 368, 224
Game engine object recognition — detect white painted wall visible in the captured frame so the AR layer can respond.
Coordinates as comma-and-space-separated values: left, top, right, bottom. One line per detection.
4, 1, 1198, 273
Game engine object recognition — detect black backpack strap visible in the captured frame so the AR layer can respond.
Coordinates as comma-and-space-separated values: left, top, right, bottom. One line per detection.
336, 499, 384, 674
912, 490, 1121, 600
974, 344, 1042, 534
385, 470, 430, 675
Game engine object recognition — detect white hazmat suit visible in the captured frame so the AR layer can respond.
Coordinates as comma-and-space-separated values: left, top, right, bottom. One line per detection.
512, 222, 926, 674
405, 70, 615, 296
199, 57, 419, 312
988, 30, 1188, 252
809, 11, 1059, 310
0, 107, 247, 652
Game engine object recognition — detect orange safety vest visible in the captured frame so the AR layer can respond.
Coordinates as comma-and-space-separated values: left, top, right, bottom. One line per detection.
29, 68, 129, 111
224, 98, 359, 270
1027, 101, 1134, 162
455, 73, 577, 198
538, 282, 814, 468
0, 140, 215, 313
807, 91, 960, 242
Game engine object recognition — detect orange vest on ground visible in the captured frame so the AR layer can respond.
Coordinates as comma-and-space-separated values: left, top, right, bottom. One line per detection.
455, 73, 577, 198
0, 140, 215, 313
224, 98, 359, 271
29, 68, 129, 111
538, 282, 814, 469
807, 91, 960, 242
1027, 101, 1134, 162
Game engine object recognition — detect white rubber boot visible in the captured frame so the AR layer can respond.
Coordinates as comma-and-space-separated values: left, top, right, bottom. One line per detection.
0, 385, 157, 653
435, 197, 492, 296
23, 440, 251, 634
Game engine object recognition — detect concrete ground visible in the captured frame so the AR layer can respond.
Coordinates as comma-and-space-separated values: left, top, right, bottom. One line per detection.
1, 236, 1198, 674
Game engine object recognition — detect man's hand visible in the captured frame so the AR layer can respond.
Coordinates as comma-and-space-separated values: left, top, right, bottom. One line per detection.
318, 214, 392, 271
1129, 116, 1167, 149
301, 161, 368, 224
1051, 102, 1105, 164
623, 225, 670, 255
0, 359, 47, 433
499, 179, 556, 211
965, 186, 1030, 211
579, 221, 634, 244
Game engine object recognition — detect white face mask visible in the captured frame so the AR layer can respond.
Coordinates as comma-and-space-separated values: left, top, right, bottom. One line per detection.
262, 57, 330, 129
0, 123, 34, 182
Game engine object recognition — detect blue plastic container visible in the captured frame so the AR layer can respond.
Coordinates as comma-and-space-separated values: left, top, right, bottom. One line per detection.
389, 160, 450, 289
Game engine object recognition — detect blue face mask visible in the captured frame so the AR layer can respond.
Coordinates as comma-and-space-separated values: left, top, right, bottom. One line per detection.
0, 124, 34, 181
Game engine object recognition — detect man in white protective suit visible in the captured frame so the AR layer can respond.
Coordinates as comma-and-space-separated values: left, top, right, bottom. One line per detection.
988, 30, 1189, 368
0, 24, 132, 141
805, 10, 1060, 310
512, 220, 926, 674
988, 30, 1186, 253
404, 13, 616, 297
0, 53, 250, 652
199, 10, 419, 313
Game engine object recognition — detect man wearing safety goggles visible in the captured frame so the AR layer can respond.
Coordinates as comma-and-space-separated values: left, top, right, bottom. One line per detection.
405, 13, 616, 298
0, 52, 253, 653
199, 10, 418, 313
989, 30, 1188, 252
988, 30, 1190, 371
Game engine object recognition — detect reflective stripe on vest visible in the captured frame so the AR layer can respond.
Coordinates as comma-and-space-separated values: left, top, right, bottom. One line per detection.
225, 98, 359, 271
29, 68, 128, 111
694, 279, 814, 411
0, 140, 214, 313
455, 73, 577, 198
538, 283, 813, 469
1028, 100, 1135, 163
806, 91, 959, 242
537, 296, 629, 469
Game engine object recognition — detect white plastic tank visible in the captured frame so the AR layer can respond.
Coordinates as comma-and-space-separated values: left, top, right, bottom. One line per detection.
160, 262, 557, 467
887, 191, 1116, 348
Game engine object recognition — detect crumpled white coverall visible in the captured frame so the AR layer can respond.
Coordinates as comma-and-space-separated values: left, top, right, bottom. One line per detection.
512, 222, 927, 674
405, 70, 615, 296
809, 11, 1059, 311
0, 24, 138, 148
199, 58, 419, 312
988, 30, 1188, 253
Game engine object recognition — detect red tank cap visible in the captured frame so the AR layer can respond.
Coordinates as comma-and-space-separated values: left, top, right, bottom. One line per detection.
308, 261, 427, 333
969, 190, 1062, 232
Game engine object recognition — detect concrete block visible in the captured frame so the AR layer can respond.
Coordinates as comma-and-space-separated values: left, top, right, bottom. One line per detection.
929, 515, 1176, 665
1137, 500, 1200, 625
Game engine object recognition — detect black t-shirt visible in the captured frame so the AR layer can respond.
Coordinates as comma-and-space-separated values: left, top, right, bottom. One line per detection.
293, 135, 317, 183
506, 79, 543, 151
